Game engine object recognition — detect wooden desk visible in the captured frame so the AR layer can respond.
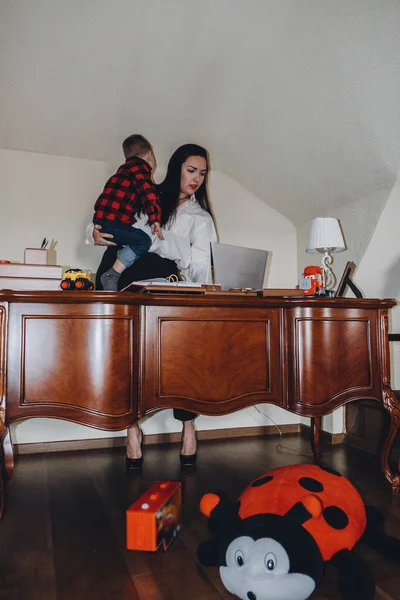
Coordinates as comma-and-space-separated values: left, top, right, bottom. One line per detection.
0, 291, 399, 515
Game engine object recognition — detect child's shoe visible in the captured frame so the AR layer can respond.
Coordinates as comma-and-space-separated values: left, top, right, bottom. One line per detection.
100, 268, 120, 291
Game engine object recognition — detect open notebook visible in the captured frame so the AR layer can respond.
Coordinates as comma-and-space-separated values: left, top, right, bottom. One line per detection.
121, 278, 203, 292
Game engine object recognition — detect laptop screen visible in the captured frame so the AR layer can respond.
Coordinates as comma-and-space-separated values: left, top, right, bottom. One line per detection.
211, 243, 268, 290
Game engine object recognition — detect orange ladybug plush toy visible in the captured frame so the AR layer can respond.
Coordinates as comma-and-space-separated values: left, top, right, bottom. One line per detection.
197, 464, 400, 600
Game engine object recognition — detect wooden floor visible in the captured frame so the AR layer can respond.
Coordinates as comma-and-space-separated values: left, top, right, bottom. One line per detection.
1, 434, 400, 600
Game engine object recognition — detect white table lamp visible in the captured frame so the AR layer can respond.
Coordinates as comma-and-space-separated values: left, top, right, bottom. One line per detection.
306, 218, 346, 290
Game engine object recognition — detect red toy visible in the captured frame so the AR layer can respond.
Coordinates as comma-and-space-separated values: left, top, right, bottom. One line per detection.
297, 265, 325, 295
197, 464, 400, 600
126, 481, 181, 551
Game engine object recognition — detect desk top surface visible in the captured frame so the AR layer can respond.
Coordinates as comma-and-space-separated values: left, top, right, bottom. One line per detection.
0, 290, 396, 310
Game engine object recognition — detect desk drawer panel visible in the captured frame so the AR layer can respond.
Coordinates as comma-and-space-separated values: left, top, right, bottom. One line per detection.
7, 303, 138, 428
142, 306, 282, 415
286, 307, 380, 413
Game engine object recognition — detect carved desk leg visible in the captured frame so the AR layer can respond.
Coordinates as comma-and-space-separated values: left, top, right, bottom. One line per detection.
0, 410, 14, 518
0, 422, 14, 518
0, 429, 4, 519
310, 416, 322, 462
381, 385, 400, 494
0, 303, 6, 518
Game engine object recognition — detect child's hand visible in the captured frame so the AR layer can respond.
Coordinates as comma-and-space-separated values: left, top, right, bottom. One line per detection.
93, 224, 117, 246
151, 222, 164, 240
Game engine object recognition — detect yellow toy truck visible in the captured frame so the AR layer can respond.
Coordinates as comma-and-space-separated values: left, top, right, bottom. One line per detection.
60, 268, 94, 291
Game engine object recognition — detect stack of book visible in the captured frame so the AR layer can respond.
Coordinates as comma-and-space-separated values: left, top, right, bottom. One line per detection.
0, 262, 63, 291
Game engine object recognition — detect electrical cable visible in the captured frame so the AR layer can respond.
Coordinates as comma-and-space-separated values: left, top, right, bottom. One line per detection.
253, 403, 361, 459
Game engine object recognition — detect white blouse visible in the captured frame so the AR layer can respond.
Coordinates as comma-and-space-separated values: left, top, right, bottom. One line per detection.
86, 195, 217, 284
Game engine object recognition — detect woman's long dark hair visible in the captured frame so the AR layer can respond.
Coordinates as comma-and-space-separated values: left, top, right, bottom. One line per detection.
157, 144, 213, 227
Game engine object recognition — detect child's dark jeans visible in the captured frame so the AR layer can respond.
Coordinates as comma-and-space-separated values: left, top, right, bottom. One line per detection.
95, 220, 152, 267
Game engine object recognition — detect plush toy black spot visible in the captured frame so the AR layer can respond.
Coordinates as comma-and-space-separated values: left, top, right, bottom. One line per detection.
197, 464, 400, 600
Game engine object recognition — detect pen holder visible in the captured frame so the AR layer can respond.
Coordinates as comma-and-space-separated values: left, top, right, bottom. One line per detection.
24, 248, 57, 265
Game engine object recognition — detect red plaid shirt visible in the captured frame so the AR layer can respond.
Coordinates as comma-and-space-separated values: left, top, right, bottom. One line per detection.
93, 156, 161, 225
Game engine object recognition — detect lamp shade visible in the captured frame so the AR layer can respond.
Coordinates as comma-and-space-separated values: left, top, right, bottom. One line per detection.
306, 218, 346, 254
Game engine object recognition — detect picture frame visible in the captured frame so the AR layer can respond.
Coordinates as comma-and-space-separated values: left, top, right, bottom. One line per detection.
335, 261, 363, 298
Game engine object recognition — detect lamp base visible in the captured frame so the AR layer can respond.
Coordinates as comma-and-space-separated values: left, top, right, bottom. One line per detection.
322, 251, 336, 291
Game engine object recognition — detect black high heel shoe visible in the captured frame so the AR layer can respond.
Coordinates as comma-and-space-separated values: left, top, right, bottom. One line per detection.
179, 430, 197, 467
125, 428, 144, 471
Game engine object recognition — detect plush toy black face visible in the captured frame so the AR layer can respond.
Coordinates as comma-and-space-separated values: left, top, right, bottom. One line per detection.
220, 536, 316, 600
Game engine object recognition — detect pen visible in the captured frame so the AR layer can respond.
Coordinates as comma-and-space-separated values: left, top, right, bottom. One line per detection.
41, 238, 46, 249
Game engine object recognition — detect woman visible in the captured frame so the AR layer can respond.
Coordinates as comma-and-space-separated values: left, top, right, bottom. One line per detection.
90, 144, 217, 469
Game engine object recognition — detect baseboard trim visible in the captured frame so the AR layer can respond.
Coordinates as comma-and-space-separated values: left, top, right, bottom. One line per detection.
14, 424, 301, 455
300, 423, 345, 445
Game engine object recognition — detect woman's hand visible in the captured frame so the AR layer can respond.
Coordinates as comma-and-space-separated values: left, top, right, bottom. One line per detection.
151, 222, 164, 240
93, 224, 117, 246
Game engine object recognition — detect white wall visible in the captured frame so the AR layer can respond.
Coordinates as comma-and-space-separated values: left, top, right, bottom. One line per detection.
0, 148, 299, 444
297, 187, 391, 284
0, 148, 113, 271
210, 172, 298, 289
356, 172, 400, 391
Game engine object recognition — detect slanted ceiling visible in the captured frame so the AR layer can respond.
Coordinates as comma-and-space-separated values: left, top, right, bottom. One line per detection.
1, 0, 400, 225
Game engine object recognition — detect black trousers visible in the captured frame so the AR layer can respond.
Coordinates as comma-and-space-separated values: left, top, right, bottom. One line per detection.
96, 246, 179, 291
96, 247, 196, 423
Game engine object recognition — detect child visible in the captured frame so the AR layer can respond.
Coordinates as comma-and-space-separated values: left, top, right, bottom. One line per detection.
93, 134, 163, 291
